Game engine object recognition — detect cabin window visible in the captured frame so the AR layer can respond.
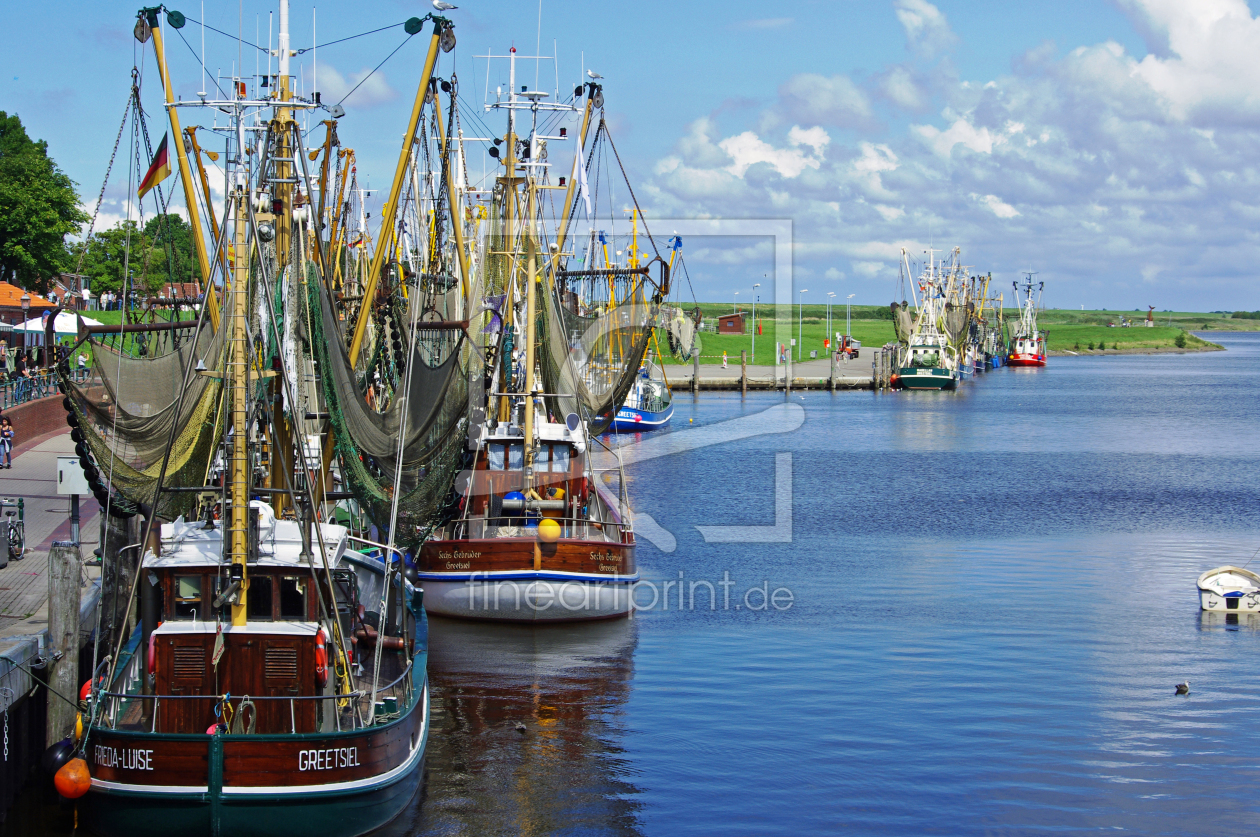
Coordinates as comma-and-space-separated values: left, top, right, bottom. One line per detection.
535, 445, 550, 472
551, 446, 570, 473
279, 576, 308, 620
507, 443, 524, 470
248, 575, 274, 621
488, 442, 524, 470
172, 575, 202, 620
488, 443, 505, 470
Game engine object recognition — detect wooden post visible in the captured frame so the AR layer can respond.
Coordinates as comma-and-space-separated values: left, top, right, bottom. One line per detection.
830, 349, 836, 392
692, 350, 700, 394
46, 542, 82, 746
741, 350, 747, 395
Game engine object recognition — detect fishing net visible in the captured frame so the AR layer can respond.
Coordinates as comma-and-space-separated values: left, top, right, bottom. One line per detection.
303, 264, 475, 542
538, 266, 655, 435
943, 302, 970, 348
59, 321, 225, 518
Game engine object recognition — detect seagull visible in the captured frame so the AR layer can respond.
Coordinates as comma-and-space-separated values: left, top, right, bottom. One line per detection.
432, 0, 457, 10
1175, 681, 1190, 695
586, 70, 603, 79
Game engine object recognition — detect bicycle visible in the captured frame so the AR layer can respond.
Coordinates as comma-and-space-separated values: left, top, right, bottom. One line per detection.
1, 498, 24, 568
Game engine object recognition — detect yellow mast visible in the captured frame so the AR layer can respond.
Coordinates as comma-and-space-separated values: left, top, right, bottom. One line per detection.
523, 178, 537, 489
146, 11, 219, 330
348, 19, 447, 367
229, 188, 250, 626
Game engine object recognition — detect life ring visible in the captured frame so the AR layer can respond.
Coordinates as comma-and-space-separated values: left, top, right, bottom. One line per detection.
314, 628, 329, 687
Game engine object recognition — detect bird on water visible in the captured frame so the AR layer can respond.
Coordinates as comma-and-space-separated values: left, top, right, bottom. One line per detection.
1175, 681, 1190, 695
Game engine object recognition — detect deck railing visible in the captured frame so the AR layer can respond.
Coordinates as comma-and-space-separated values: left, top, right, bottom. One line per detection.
97, 662, 414, 734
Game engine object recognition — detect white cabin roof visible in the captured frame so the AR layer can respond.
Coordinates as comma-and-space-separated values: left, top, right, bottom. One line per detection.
144, 501, 348, 569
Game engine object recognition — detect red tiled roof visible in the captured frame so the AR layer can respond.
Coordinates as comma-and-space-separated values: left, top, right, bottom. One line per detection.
0, 282, 53, 309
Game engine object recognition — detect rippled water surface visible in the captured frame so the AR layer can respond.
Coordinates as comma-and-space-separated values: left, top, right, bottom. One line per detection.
8, 336, 1260, 836
396, 334, 1260, 836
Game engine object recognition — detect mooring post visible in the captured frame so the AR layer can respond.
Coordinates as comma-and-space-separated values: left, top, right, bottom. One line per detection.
830, 349, 837, 392
741, 350, 747, 395
786, 349, 792, 395
692, 350, 700, 394
46, 541, 82, 746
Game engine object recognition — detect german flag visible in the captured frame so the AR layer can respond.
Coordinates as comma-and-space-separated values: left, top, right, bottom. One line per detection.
137, 133, 172, 199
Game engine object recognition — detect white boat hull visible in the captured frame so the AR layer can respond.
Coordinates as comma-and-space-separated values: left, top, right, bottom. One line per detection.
1196, 565, 1260, 613
419, 574, 637, 622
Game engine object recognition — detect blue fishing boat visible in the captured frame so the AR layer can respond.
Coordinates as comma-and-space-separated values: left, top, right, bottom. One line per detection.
610, 359, 673, 431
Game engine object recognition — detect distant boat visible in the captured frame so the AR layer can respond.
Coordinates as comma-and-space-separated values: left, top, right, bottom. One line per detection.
890, 247, 962, 391
1197, 566, 1260, 613
610, 357, 672, 432
1008, 272, 1047, 367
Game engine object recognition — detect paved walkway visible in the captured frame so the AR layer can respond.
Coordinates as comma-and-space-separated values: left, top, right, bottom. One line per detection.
0, 431, 101, 637
670, 347, 877, 388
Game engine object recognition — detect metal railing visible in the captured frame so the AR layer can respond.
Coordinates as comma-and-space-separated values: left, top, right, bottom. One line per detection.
0, 369, 95, 409
97, 662, 413, 735
447, 514, 631, 544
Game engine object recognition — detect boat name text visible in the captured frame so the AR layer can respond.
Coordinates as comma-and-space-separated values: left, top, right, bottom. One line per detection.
298, 747, 360, 771
93, 745, 153, 771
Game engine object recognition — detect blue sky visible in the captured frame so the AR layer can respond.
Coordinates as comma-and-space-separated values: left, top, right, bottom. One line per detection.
4, 1, 1260, 310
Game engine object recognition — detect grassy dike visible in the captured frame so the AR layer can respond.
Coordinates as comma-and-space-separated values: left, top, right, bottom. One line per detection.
656, 303, 1227, 364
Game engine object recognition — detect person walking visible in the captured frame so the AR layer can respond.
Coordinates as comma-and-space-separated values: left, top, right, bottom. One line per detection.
77, 352, 88, 382
1, 416, 14, 468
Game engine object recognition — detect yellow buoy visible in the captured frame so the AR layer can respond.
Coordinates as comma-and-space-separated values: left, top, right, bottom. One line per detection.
75, 712, 83, 742
537, 518, 561, 543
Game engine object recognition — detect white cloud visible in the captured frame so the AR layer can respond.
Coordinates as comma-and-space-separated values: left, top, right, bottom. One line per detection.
851, 142, 899, 198
776, 74, 874, 129
313, 63, 398, 109
913, 117, 996, 157
719, 126, 830, 178
894, 0, 958, 58
879, 66, 929, 111
975, 194, 1021, 219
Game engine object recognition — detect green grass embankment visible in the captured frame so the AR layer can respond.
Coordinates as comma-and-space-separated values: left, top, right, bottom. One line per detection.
1045, 325, 1217, 353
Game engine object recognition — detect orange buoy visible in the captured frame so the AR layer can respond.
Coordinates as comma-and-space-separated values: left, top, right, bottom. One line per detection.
54, 757, 91, 799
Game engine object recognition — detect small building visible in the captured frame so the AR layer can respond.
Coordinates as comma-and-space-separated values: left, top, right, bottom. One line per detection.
0, 282, 55, 343
51, 273, 91, 310
717, 311, 747, 334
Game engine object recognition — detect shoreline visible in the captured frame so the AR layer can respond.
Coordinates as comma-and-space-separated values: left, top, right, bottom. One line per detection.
1048, 343, 1223, 357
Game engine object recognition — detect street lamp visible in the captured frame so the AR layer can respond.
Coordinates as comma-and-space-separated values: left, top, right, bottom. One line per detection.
751, 281, 761, 364
827, 292, 836, 350
846, 293, 855, 343
733, 290, 739, 314
798, 289, 808, 360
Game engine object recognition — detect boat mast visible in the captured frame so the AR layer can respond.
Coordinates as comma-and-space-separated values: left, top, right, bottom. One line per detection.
229, 147, 251, 627
145, 8, 220, 329
270, 0, 296, 517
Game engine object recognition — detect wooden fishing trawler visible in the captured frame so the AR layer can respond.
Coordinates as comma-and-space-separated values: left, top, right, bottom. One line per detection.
1008, 272, 1047, 367
890, 247, 962, 390
53, 5, 471, 834
416, 48, 662, 621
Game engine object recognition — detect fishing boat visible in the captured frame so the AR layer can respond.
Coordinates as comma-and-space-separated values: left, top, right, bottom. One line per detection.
415, 47, 663, 621
54, 5, 473, 834
609, 355, 672, 432
1197, 566, 1260, 613
1008, 272, 1047, 366
890, 247, 963, 390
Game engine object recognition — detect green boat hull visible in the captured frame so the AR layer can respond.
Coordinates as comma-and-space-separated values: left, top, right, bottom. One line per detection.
896, 367, 958, 390
83, 757, 423, 837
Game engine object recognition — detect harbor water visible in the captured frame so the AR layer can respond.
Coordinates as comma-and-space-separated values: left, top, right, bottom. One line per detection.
8, 334, 1260, 835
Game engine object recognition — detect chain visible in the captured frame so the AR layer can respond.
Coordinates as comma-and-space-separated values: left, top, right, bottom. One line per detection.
73, 75, 137, 277
1, 686, 13, 762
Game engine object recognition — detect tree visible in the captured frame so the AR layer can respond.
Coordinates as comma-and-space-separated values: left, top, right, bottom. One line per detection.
72, 213, 200, 297
0, 111, 87, 292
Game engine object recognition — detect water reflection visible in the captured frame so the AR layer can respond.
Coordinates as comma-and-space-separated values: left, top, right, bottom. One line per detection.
1198, 610, 1260, 632
381, 616, 641, 836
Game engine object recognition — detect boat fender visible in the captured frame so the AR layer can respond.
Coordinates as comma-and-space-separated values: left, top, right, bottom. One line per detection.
148, 632, 157, 675
315, 628, 329, 687
54, 758, 91, 799
41, 738, 75, 776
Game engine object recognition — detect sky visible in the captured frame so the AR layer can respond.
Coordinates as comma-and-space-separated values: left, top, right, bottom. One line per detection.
4, 0, 1260, 310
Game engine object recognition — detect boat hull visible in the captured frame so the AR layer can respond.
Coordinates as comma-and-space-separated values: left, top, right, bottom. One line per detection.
417, 536, 637, 622
894, 367, 958, 390
1197, 566, 1260, 613
609, 403, 672, 432
84, 670, 429, 837
1007, 353, 1046, 367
